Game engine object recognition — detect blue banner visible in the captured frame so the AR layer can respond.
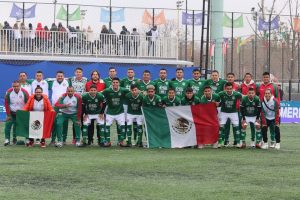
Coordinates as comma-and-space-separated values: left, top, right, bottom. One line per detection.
258, 15, 279, 31
100, 8, 125, 23
10, 3, 36, 20
182, 12, 202, 25
280, 101, 300, 123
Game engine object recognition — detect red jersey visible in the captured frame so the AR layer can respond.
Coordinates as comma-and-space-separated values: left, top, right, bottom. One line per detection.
258, 82, 279, 101
85, 79, 106, 92
240, 81, 256, 95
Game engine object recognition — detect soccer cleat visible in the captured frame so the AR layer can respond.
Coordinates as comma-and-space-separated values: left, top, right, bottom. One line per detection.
126, 141, 132, 147
236, 142, 242, 148
213, 142, 219, 149
72, 139, 76, 145
40, 141, 46, 148
261, 142, 269, 150
12, 138, 17, 145
269, 141, 276, 148
76, 142, 81, 147
63, 141, 67, 145
224, 141, 230, 147
35, 139, 41, 145
4, 139, 10, 146
197, 144, 204, 149
250, 141, 256, 148
241, 141, 246, 148
103, 141, 112, 147
118, 141, 127, 147
275, 143, 280, 150
49, 141, 56, 146
26, 140, 34, 147
255, 142, 262, 149
55, 142, 63, 148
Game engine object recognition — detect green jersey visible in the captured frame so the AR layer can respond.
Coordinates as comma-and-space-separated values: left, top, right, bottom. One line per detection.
138, 80, 154, 93
120, 77, 139, 90
142, 95, 162, 107
218, 91, 242, 113
205, 79, 227, 94
102, 87, 129, 115
181, 96, 200, 105
162, 96, 181, 107
103, 77, 114, 88
124, 92, 143, 115
170, 79, 188, 98
200, 93, 220, 104
188, 79, 206, 97
82, 93, 105, 115
240, 96, 261, 117
154, 79, 170, 98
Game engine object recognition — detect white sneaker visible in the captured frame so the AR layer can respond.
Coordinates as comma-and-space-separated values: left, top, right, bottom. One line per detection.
236, 142, 242, 148
76, 142, 81, 147
261, 142, 269, 149
56, 142, 63, 148
250, 141, 255, 148
213, 142, 218, 149
197, 144, 204, 149
269, 141, 275, 148
275, 143, 280, 150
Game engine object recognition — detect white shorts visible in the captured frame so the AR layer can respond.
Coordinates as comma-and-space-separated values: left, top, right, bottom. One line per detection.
217, 107, 221, 121
245, 116, 256, 124
83, 114, 104, 125
126, 114, 144, 125
220, 112, 239, 126
106, 113, 125, 126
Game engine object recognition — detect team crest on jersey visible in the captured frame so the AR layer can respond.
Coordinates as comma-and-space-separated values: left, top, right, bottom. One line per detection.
72, 100, 76, 104
171, 117, 192, 135
118, 92, 121, 96
63, 83, 66, 86
95, 99, 98, 102
31, 120, 42, 130
19, 95, 23, 99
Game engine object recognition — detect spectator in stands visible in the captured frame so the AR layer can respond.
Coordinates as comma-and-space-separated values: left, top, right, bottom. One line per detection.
2, 21, 12, 51
58, 22, 66, 52
68, 26, 77, 53
120, 25, 130, 55
20, 23, 29, 52
131, 28, 139, 56
100, 25, 109, 53
44, 26, 50, 50
50, 23, 58, 50
86, 26, 94, 54
28, 23, 35, 52
35, 22, 44, 50
148, 25, 159, 56
13, 23, 21, 52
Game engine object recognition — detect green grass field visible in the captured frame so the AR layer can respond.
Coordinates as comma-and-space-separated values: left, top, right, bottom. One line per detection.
0, 123, 300, 200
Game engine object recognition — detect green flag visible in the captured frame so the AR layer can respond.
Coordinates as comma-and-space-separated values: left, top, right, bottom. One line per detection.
56, 5, 81, 21
223, 14, 243, 28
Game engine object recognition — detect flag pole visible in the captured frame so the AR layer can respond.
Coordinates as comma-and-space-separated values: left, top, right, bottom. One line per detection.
67, 4, 69, 27
192, 10, 195, 64
231, 12, 234, 73
254, 11, 257, 80
268, 13, 271, 73
53, 0, 57, 24
152, 8, 155, 27
109, 0, 112, 31
22, 2, 25, 23
185, 0, 188, 62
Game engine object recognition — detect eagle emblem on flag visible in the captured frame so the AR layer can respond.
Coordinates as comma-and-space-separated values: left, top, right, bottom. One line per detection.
31, 120, 42, 130
172, 117, 192, 134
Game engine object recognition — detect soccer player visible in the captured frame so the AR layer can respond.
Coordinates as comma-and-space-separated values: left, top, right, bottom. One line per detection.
124, 84, 144, 147
154, 68, 170, 99
240, 73, 257, 95
81, 85, 106, 146
218, 82, 242, 148
204, 70, 227, 94
170, 68, 188, 98
31, 71, 49, 97
4, 80, 29, 146
142, 85, 162, 107
181, 87, 200, 105
101, 77, 129, 147
138, 70, 154, 94
121, 68, 139, 90
188, 68, 205, 97
54, 86, 82, 147
162, 88, 181, 107
200, 86, 220, 107
261, 89, 281, 150
19, 72, 32, 95
104, 66, 117, 89
240, 88, 262, 148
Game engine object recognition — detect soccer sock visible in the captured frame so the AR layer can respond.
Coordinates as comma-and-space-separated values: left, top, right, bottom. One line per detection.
233, 126, 240, 143
133, 122, 138, 140
105, 126, 111, 143
250, 123, 255, 141
126, 125, 132, 144
120, 125, 126, 141
137, 125, 143, 143
62, 120, 68, 142
218, 126, 224, 144
262, 126, 268, 143
117, 124, 121, 141
224, 120, 230, 142
275, 126, 281, 143
82, 125, 88, 143
256, 129, 262, 143
98, 125, 105, 143
240, 129, 246, 141
270, 123, 275, 142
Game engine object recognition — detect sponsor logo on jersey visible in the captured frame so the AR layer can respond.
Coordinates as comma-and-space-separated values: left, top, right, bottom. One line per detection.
171, 117, 192, 135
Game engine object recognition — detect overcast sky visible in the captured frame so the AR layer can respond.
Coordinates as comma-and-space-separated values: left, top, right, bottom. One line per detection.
0, 0, 293, 39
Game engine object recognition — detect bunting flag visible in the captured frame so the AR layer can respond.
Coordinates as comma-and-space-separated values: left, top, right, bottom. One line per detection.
240, 35, 255, 46
293, 18, 300, 32
209, 40, 216, 57
236, 37, 241, 54
10, 3, 36, 20
223, 14, 244, 28
56, 5, 81, 21
142, 10, 166, 25
100, 8, 125, 22
258, 16, 279, 31
182, 12, 202, 25
222, 38, 229, 55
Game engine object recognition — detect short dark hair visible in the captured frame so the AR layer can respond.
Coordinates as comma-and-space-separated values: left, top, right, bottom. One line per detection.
263, 72, 270, 76
75, 67, 83, 72
211, 70, 219, 74
185, 87, 193, 93
127, 68, 134, 71
56, 70, 64, 74
248, 87, 255, 92
109, 66, 116, 71
19, 72, 27, 75
227, 72, 235, 77
244, 73, 252, 77
35, 85, 43, 92
168, 87, 175, 92
13, 80, 20, 84
160, 68, 167, 72
225, 82, 233, 88
36, 70, 43, 74
130, 84, 138, 90
112, 77, 120, 82
89, 84, 97, 90
143, 70, 151, 74
193, 68, 201, 73
203, 86, 212, 90
176, 68, 184, 72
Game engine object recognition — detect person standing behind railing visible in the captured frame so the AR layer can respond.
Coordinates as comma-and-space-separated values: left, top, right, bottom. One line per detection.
58, 23, 66, 53
68, 26, 77, 54
35, 23, 44, 51
131, 28, 139, 57
86, 26, 94, 54
20, 23, 27, 52
28, 23, 35, 52
120, 26, 130, 56
100, 25, 109, 54
50, 23, 58, 51
44, 26, 50, 52
147, 26, 159, 56
13, 23, 21, 52
3, 21, 13, 51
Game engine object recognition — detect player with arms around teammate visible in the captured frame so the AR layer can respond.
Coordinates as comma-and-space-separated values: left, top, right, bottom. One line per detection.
81, 85, 106, 146
240, 87, 262, 148
162, 88, 181, 107
124, 84, 144, 147
218, 82, 242, 148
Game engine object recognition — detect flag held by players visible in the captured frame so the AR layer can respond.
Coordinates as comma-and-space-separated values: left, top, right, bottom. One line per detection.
142, 103, 219, 148
16, 110, 56, 139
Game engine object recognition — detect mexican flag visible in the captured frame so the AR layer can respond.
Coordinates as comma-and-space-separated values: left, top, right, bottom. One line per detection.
16, 110, 56, 139
142, 103, 219, 148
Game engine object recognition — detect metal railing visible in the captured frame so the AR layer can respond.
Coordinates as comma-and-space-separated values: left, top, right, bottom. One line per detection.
0, 29, 178, 59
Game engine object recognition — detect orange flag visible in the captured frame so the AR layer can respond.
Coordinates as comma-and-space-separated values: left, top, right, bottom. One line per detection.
293, 18, 300, 32
142, 10, 166, 25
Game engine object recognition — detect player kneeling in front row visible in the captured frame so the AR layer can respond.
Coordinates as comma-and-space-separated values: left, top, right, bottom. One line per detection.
240, 87, 262, 148
261, 89, 281, 150
82, 85, 106, 147
218, 82, 242, 148
124, 84, 144, 147
162, 88, 181, 107
54, 86, 82, 147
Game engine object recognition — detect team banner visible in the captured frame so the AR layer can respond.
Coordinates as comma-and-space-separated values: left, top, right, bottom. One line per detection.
16, 111, 56, 139
223, 14, 243, 28
280, 101, 300, 123
182, 12, 202, 25
100, 8, 125, 22
258, 15, 279, 31
293, 18, 300, 32
142, 10, 166, 25
143, 104, 219, 148
56, 5, 81, 21
10, 3, 36, 20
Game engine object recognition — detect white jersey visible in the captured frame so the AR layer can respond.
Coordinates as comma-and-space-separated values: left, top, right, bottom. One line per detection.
31, 80, 49, 97
7, 90, 27, 113
33, 99, 44, 111
60, 95, 78, 114
21, 82, 32, 96
51, 79, 69, 105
